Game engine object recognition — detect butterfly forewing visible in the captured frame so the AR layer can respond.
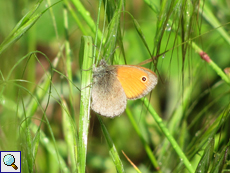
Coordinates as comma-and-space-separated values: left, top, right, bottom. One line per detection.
115, 65, 158, 100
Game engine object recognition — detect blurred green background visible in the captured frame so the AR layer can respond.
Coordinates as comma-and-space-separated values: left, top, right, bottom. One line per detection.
0, 0, 230, 172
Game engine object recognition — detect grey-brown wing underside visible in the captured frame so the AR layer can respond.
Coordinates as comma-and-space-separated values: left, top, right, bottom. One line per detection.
91, 73, 127, 117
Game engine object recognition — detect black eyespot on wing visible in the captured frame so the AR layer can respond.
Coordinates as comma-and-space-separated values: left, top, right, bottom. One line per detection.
142, 76, 147, 82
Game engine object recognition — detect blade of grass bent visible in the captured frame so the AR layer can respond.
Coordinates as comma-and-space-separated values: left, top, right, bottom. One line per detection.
9, 0, 43, 35
0, 0, 43, 55
77, 36, 93, 173
0, 1, 61, 55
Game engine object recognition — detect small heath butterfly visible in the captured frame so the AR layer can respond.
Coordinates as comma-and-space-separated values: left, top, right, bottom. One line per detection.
91, 59, 158, 117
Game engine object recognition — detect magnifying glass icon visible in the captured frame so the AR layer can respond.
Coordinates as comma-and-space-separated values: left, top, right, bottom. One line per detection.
3, 154, 18, 170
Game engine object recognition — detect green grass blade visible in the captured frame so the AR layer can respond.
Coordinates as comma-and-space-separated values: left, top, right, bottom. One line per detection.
143, 0, 159, 13
97, 115, 125, 173
103, 0, 123, 64
21, 97, 34, 173
199, 52, 230, 85
0, 1, 61, 55
63, 0, 87, 35
210, 141, 230, 173
143, 97, 194, 173
62, 98, 77, 172
187, 104, 230, 158
63, 4, 75, 116
93, 0, 103, 60
126, 108, 161, 172
5, 0, 43, 39
29, 123, 70, 173
195, 138, 214, 173
19, 71, 52, 131
0, 14, 40, 55
70, 0, 102, 39
77, 36, 93, 172
32, 124, 41, 164
200, 1, 230, 45
132, 17, 152, 56
0, 94, 69, 172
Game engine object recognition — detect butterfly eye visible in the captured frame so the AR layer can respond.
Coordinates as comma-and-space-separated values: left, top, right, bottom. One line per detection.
141, 76, 147, 82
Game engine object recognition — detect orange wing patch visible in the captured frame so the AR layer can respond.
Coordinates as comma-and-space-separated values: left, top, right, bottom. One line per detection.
116, 66, 152, 99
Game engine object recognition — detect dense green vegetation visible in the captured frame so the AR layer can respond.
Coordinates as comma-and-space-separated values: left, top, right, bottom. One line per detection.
0, 0, 230, 172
